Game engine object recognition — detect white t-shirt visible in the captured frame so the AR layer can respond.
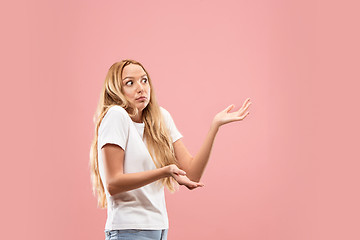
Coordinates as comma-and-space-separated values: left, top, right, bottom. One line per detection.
97, 105, 183, 230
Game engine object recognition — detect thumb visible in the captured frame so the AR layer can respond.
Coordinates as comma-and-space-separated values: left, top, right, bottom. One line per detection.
224, 104, 235, 113
178, 170, 186, 175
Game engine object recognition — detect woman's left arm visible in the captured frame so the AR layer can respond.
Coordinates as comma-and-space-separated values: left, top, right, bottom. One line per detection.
173, 98, 252, 183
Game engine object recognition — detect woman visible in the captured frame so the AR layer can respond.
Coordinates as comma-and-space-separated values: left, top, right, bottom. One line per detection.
89, 59, 251, 240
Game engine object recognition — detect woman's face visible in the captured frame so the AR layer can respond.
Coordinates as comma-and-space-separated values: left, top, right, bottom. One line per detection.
121, 63, 151, 112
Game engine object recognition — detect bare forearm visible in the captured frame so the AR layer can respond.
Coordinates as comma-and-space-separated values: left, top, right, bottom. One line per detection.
188, 122, 219, 182
107, 167, 169, 195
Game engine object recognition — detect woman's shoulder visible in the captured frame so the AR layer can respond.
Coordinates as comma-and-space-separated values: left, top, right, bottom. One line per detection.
106, 105, 129, 115
159, 106, 175, 123
159, 106, 169, 115
108, 105, 127, 112
103, 105, 130, 121
99, 105, 131, 131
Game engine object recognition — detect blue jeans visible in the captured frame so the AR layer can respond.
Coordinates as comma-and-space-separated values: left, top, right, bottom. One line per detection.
104, 229, 168, 240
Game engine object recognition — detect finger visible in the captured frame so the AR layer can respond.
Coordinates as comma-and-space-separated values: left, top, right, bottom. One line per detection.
241, 98, 250, 108
237, 99, 251, 114
239, 99, 251, 111
198, 183, 205, 187
237, 112, 250, 120
173, 169, 186, 176
239, 102, 251, 114
245, 100, 252, 109
224, 104, 235, 113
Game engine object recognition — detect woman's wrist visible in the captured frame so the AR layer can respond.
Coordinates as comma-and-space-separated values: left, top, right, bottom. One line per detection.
162, 165, 171, 178
210, 120, 220, 132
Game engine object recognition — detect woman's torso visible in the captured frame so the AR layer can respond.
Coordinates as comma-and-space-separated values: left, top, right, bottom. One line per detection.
97, 106, 169, 230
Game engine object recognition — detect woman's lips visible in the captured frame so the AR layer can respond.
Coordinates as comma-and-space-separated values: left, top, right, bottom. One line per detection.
136, 97, 146, 101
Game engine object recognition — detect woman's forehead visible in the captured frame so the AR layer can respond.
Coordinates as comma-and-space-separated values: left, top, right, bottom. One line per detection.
122, 64, 146, 77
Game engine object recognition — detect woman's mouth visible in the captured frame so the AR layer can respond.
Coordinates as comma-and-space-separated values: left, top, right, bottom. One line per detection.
136, 97, 146, 101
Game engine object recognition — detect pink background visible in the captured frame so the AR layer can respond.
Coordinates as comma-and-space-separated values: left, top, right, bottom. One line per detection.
1, 0, 359, 239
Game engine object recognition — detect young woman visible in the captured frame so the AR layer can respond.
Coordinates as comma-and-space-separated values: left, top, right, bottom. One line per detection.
89, 59, 251, 240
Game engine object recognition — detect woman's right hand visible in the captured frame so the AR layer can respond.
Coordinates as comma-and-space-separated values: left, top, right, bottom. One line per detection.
167, 164, 205, 190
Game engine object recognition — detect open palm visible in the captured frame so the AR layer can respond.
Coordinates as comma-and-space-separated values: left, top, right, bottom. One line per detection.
213, 98, 252, 127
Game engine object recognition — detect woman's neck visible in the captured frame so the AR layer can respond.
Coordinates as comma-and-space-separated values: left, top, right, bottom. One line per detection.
131, 112, 143, 123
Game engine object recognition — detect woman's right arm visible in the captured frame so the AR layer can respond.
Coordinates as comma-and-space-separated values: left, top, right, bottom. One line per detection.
102, 143, 203, 195
102, 143, 171, 195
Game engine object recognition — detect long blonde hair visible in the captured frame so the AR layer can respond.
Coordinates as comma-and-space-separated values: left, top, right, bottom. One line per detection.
89, 59, 180, 209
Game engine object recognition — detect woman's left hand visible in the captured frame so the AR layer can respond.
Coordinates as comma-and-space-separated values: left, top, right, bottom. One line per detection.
212, 98, 252, 128
173, 173, 205, 190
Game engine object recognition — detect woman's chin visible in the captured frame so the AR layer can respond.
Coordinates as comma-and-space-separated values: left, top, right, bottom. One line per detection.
136, 103, 149, 111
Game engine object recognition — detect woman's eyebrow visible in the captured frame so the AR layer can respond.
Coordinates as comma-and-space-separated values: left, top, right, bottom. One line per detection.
122, 74, 147, 81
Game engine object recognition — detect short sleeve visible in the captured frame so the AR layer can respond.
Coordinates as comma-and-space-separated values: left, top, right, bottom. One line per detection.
160, 107, 183, 143
98, 106, 130, 150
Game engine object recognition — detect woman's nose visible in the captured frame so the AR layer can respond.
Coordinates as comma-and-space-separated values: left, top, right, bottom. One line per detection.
136, 82, 144, 92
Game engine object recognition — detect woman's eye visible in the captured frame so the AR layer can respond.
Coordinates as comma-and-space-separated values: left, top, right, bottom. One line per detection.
125, 78, 146, 86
